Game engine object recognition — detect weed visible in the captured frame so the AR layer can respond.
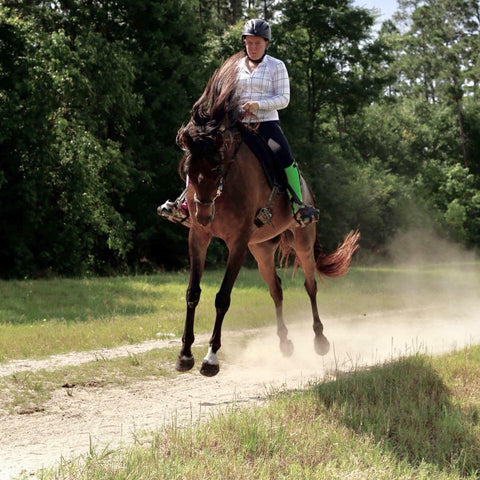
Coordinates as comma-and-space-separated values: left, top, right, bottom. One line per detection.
128, 353, 142, 367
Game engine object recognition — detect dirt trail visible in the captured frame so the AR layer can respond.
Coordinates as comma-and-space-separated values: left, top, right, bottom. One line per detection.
0, 334, 206, 379
1, 304, 480, 480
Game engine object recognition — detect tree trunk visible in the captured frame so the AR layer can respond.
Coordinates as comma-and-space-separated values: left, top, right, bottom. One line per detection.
307, 33, 315, 143
456, 99, 468, 168
334, 103, 343, 145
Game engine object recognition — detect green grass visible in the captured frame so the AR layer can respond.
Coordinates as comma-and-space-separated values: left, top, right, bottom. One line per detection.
35, 345, 480, 480
1, 264, 479, 361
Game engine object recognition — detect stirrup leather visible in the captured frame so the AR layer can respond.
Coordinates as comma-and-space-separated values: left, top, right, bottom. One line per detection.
254, 185, 279, 228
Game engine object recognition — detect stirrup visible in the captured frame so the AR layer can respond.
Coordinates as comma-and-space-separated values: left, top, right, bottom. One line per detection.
157, 199, 190, 226
294, 205, 319, 228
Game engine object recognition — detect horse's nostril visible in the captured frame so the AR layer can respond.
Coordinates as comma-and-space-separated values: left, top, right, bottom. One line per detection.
195, 203, 215, 226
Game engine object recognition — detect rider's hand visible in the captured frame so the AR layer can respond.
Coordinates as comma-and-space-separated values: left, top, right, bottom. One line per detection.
241, 101, 259, 114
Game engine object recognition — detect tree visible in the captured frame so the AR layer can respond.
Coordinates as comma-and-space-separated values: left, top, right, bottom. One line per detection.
277, 0, 391, 147
394, 0, 480, 167
0, 5, 141, 277
0, 0, 205, 277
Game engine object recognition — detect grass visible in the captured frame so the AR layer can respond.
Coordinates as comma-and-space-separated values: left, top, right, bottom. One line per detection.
34, 345, 480, 480
1, 264, 479, 362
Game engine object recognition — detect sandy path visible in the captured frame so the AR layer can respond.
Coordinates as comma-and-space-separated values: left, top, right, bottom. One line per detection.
0, 334, 209, 379
1, 303, 480, 480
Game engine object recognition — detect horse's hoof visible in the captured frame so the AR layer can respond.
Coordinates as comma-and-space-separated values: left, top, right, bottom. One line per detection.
280, 339, 294, 357
175, 355, 195, 372
200, 361, 220, 377
314, 335, 330, 356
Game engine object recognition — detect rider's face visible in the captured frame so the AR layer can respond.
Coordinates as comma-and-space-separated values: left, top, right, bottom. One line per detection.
244, 36, 268, 61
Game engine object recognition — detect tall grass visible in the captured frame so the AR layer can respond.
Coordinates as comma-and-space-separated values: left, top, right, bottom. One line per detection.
37, 346, 480, 480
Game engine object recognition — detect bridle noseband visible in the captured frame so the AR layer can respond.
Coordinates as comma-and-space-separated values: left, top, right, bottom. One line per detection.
193, 177, 224, 206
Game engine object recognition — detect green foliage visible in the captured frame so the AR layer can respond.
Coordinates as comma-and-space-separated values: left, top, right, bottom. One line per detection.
463, 98, 480, 176
0, 0, 203, 277
414, 161, 480, 245
304, 143, 413, 252
1, 0, 480, 277
278, 0, 392, 144
0, 5, 139, 276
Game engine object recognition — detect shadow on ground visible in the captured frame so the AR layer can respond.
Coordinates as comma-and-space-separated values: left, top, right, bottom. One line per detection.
316, 355, 480, 476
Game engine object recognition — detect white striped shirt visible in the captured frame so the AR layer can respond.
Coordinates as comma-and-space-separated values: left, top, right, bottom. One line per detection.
237, 54, 290, 123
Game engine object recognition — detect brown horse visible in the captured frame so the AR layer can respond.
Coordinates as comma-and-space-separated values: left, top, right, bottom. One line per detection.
173, 52, 359, 376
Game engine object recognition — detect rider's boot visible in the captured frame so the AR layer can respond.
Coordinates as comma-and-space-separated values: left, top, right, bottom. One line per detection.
157, 188, 190, 225
284, 163, 319, 227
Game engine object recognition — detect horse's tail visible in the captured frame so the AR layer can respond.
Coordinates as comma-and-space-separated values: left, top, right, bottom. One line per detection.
314, 230, 360, 278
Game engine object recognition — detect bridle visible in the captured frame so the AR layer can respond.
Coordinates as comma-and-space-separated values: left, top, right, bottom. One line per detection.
193, 176, 225, 207
192, 131, 242, 211
192, 164, 230, 224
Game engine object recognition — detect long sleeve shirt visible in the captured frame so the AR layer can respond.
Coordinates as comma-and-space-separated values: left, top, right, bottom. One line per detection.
237, 55, 290, 123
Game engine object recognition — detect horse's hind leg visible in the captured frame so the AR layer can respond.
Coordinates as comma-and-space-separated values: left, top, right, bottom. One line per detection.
177, 228, 212, 372
249, 239, 294, 357
294, 227, 330, 356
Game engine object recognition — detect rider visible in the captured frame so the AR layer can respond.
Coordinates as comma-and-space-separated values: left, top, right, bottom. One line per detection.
159, 18, 319, 227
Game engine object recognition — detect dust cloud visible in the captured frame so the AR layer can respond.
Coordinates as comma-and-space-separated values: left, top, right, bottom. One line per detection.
225, 305, 480, 388
223, 229, 480, 386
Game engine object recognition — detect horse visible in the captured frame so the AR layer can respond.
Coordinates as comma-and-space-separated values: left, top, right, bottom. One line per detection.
173, 52, 359, 376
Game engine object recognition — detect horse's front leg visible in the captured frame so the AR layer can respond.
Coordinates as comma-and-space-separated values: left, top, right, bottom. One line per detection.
200, 239, 248, 377
176, 228, 212, 372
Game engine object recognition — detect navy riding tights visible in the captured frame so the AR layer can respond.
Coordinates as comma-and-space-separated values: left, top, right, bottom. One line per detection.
257, 120, 295, 169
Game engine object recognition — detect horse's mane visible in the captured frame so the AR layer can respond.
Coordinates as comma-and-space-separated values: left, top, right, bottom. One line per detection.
177, 51, 246, 178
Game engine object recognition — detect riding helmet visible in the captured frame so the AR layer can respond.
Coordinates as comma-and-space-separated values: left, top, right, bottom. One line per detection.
242, 19, 271, 41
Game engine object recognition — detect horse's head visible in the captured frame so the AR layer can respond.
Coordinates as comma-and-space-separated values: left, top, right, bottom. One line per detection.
178, 125, 237, 226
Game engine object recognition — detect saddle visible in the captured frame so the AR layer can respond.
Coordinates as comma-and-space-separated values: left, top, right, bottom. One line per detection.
239, 126, 290, 227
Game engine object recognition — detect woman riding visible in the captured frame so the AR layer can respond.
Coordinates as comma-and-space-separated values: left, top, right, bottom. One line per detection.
160, 18, 319, 227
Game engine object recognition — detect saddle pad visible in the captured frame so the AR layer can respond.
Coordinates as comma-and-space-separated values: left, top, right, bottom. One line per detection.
239, 126, 287, 192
